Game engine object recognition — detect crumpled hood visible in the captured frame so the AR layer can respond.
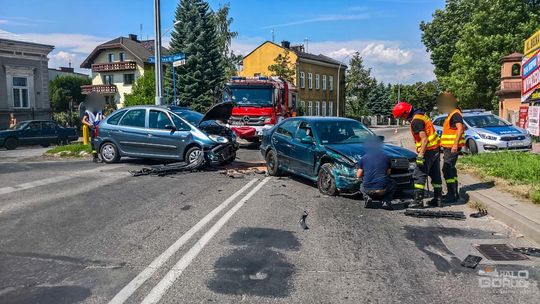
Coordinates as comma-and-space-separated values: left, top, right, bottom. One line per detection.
325, 143, 417, 163
200, 102, 234, 125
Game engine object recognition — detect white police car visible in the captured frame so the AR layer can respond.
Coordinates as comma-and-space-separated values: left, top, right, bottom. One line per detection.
433, 110, 533, 154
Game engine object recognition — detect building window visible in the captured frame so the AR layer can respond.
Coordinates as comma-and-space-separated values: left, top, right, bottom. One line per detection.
124, 73, 135, 85
315, 74, 320, 90
308, 101, 313, 116
300, 100, 306, 115
12, 77, 29, 108
511, 63, 521, 76
322, 101, 327, 116
322, 75, 327, 90
315, 101, 320, 116
329, 76, 334, 91
299, 72, 305, 88
103, 75, 114, 85
119, 52, 125, 62
329, 101, 334, 116
108, 53, 115, 62
308, 73, 313, 89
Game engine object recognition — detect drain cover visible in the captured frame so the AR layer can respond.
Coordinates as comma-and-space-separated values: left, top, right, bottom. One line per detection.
476, 244, 528, 261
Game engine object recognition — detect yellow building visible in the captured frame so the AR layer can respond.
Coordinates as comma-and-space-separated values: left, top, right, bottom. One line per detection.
80, 35, 159, 107
240, 41, 347, 116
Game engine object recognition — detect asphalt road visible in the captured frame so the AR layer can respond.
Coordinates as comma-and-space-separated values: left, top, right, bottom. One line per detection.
0, 130, 539, 304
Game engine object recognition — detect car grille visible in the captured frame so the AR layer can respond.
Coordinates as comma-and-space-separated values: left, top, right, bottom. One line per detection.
500, 135, 525, 141
229, 115, 267, 126
391, 158, 409, 170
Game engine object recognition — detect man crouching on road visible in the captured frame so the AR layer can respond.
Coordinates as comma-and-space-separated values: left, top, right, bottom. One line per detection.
356, 136, 396, 210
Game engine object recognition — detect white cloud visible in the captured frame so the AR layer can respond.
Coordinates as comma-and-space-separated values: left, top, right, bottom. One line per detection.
359, 43, 412, 65
263, 14, 369, 29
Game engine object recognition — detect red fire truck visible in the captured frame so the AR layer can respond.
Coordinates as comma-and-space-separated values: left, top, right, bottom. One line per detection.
225, 76, 298, 142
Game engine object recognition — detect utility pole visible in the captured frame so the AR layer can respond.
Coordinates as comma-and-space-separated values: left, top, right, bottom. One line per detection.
271, 29, 275, 42
153, 0, 163, 105
304, 37, 310, 52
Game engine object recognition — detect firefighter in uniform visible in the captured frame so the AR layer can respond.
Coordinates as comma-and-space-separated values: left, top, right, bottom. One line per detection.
392, 101, 443, 208
437, 92, 465, 204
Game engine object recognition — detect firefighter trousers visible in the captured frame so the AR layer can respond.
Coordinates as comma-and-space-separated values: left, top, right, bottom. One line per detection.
413, 149, 442, 191
442, 148, 459, 185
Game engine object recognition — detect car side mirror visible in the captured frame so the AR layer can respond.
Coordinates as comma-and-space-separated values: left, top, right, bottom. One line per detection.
378, 135, 385, 142
165, 124, 176, 131
300, 137, 314, 144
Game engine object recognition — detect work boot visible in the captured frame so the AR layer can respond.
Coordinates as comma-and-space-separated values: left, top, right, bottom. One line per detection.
443, 183, 457, 204
428, 188, 443, 207
408, 189, 425, 209
381, 201, 393, 210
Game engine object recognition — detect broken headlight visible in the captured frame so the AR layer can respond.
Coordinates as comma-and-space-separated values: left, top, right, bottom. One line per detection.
208, 134, 229, 143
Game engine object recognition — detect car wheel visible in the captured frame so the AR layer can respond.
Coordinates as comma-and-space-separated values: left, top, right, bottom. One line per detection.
265, 149, 282, 176
100, 142, 120, 164
318, 163, 339, 196
57, 137, 68, 146
4, 138, 18, 150
467, 139, 478, 155
40, 143, 50, 148
185, 146, 204, 165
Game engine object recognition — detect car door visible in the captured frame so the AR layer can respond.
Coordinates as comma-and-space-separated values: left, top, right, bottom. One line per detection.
169, 113, 193, 161
144, 109, 187, 159
290, 121, 317, 176
19, 121, 42, 145
42, 122, 59, 144
272, 119, 300, 169
115, 108, 149, 156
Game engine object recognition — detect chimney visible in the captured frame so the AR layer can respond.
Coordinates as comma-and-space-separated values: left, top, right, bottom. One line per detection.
128, 34, 138, 41
281, 40, 290, 49
60, 67, 74, 73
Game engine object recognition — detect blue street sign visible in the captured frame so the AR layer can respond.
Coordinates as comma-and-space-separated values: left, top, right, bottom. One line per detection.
148, 53, 185, 64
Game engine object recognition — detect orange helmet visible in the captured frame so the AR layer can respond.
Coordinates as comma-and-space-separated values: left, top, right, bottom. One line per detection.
392, 101, 413, 119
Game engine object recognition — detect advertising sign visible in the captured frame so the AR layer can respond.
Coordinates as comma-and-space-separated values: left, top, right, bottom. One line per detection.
522, 49, 540, 102
527, 106, 540, 136
524, 29, 540, 56
517, 106, 529, 129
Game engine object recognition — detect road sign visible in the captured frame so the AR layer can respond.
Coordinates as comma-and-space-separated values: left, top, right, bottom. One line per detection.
148, 53, 184, 64
173, 59, 186, 67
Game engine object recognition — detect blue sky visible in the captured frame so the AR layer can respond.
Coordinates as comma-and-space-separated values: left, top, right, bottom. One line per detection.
0, 0, 444, 83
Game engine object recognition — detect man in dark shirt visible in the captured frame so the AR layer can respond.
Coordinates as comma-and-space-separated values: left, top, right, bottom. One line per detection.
356, 138, 396, 210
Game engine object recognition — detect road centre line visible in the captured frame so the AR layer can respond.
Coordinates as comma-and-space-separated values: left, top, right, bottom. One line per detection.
140, 176, 271, 304
0, 165, 123, 195
108, 178, 260, 304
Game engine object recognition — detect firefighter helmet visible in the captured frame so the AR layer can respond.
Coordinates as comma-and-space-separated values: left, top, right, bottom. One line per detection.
392, 101, 413, 119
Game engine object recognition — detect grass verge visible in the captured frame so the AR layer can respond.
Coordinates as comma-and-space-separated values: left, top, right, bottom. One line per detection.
458, 152, 540, 204
46, 143, 92, 157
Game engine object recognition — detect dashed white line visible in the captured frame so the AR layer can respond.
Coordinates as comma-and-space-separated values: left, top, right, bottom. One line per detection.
108, 178, 260, 304
140, 177, 271, 304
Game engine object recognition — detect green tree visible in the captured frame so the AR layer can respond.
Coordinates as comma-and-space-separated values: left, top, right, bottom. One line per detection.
49, 75, 91, 112
123, 72, 155, 107
345, 52, 375, 118
268, 49, 296, 83
365, 81, 392, 116
167, 0, 225, 112
388, 81, 441, 113
214, 3, 240, 78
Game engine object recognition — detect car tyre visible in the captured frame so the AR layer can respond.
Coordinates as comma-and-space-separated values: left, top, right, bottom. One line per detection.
40, 143, 50, 147
185, 146, 205, 165
57, 137, 68, 146
4, 138, 18, 150
100, 142, 120, 164
318, 163, 339, 196
467, 139, 478, 155
265, 149, 282, 176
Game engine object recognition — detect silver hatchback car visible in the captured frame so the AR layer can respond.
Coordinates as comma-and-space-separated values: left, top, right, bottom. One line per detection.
94, 103, 238, 164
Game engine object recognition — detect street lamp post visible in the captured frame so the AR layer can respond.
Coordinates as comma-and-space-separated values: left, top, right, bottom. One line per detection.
153, 0, 163, 105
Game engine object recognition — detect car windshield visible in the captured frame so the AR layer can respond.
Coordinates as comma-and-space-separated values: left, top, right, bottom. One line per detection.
228, 86, 273, 107
172, 110, 204, 125
314, 120, 374, 144
464, 114, 511, 128
8, 122, 26, 130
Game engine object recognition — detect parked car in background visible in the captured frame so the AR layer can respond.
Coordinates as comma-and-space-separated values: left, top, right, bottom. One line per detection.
94, 102, 238, 164
0, 120, 78, 150
260, 117, 416, 196
433, 110, 533, 154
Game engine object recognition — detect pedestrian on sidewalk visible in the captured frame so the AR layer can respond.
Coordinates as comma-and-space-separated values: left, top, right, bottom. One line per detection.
81, 106, 104, 163
356, 136, 396, 210
392, 101, 442, 208
8, 113, 17, 128
437, 92, 465, 204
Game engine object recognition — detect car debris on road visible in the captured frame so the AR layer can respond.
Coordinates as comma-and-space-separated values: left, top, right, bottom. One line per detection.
404, 209, 466, 220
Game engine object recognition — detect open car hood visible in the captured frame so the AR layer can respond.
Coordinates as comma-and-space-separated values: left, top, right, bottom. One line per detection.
200, 102, 234, 125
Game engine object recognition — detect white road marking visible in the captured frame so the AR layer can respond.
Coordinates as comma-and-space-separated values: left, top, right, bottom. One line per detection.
108, 178, 260, 304
140, 177, 271, 304
0, 165, 122, 195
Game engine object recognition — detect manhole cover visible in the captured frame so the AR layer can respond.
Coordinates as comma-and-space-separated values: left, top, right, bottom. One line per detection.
476, 244, 528, 261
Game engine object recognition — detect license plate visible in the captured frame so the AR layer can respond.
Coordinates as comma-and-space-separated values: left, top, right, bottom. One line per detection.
508, 141, 523, 147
